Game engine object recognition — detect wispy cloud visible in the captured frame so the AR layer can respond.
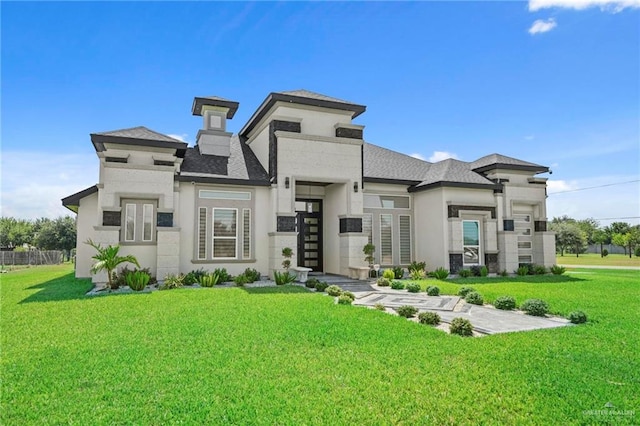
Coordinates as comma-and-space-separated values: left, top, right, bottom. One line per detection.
409, 153, 427, 161
167, 133, 189, 143
529, 0, 640, 12
0, 152, 98, 219
547, 175, 640, 225
529, 18, 558, 34
524, 135, 535, 141
428, 151, 459, 162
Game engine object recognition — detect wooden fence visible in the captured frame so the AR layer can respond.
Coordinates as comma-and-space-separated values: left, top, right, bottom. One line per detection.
0, 250, 63, 266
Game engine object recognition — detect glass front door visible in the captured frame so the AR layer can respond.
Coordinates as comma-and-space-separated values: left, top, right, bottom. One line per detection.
296, 200, 323, 271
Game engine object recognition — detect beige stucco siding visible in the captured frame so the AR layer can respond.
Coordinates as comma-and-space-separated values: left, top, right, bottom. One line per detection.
75, 192, 99, 278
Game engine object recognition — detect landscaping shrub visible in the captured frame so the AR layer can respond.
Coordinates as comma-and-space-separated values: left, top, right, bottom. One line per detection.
494, 295, 516, 310
418, 311, 441, 325
200, 272, 221, 288
516, 266, 529, 276
160, 274, 184, 290
458, 286, 475, 297
568, 310, 588, 324
433, 267, 449, 280
392, 266, 404, 279
500, 269, 509, 277
376, 277, 390, 287
342, 291, 355, 302
635, 247, 640, 257
243, 268, 261, 283
125, 270, 150, 291
408, 261, 426, 274
396, 305, 418, 318
233, 274, 249, 287
480, 265, 489, 277
326, 285, 343, 297
214, 268, 231, 283
406, 282, 421, 293
426, 285, 440, 296
464, 291, 484, 305
450, 317, 473, 336
305, 277, 319, 289
602, 249, 609, 257
521, 299, 549, 316
314, 281, 329, 292
337, 294, 353, 305
274, 271, 296, 286
391, 280, 405, 290
410, 269, 426, 280
470, 265, 482, 277
374, 303, 386, 311
458, 269, 472, 278
383, 269, 396, 280
184, 268, 207, 285
532, 264, 547, 275
550, 265, 566, 275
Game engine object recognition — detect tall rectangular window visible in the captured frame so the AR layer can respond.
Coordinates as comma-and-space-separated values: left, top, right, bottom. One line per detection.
362, 214, 373, 246
125, 204, 136, 242
142, 204, 153, 242
399, 215, 411, 264
463, 220, 480, 265
198, 207, 207, 259
212, 208, 237, 259
243, 209, 251, 259
380, 214, 393, 264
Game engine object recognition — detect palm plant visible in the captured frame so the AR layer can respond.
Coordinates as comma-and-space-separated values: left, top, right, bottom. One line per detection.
86, 239, 140, 289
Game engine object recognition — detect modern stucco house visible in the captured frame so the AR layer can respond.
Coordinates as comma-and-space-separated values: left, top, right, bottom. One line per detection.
62, 90, 555, 282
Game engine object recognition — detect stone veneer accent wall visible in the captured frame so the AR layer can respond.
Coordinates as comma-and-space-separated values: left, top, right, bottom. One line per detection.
335, 127, 363, 139
448, 205, 496, 219
276, 216, 296, 232
339, 217, 362, 233
485, 253, 499, 273
449, 253, 463, 273
269, 120, 301, 181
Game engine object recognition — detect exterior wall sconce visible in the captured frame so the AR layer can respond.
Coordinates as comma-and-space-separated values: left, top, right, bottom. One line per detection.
285, 177, 290, 189
353, 181, 359, 193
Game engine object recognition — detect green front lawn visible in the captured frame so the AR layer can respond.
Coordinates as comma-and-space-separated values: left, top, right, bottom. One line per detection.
556, 252, 640, 267
2, 265, 639, 424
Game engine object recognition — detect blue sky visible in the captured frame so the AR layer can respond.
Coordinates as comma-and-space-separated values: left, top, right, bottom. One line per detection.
2, 1, 638, 226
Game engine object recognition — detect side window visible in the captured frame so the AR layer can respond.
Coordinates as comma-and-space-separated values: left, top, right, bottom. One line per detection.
121, 200, 156, 243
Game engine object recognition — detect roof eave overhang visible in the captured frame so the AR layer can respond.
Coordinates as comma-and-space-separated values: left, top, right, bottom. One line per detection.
408, 181, 501, 193
90, 134, 188, 157
240, 92, 366, 138
363, 176, 421, 187
473, 163, 549, 174
191, 97, 239, 118
61, 185, 98, 212
176, 175, 271, 186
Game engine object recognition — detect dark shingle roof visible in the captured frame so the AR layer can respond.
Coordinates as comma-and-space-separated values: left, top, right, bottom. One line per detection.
363, 143, 431, 184
277, 89, 356, 105
469, 153, 548, 173
61, 185, 98, 213
179, 136, 269, 185
93, 126, 184, 142
413, 159, 496, 189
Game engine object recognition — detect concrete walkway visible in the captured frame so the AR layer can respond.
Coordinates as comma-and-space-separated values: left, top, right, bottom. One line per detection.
310, 275, 571, 335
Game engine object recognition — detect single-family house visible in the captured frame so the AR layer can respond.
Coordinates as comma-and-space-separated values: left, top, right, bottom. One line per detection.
62, 90, 555, 282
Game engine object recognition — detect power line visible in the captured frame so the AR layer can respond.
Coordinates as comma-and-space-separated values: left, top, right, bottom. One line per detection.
547, 179, 640, 195
590, 216, 640, 221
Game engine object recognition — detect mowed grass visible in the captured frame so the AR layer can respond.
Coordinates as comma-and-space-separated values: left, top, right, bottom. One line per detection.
556, 252, 640, 267
2, 266, 639, 425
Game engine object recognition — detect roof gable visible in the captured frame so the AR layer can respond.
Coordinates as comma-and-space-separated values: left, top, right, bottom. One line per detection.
90, 126, 188, 156
470, 153, 548, 173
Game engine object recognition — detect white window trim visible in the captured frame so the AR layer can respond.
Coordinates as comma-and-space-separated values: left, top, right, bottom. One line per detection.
398, 215, 412, 265
462, 220, 481, 266
212, 208, 238, 260
364, 194, 411, 210
199, 190, 251, 201
125, 204, 136, 242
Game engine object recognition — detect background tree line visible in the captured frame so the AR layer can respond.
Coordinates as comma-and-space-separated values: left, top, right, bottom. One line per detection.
550, 216, 640, 258
0, 216, 76, 259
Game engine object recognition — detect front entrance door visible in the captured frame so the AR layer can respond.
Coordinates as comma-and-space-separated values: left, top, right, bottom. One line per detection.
296, 200, 323, 271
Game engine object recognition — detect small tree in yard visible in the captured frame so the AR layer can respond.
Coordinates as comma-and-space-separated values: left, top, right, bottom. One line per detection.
86, 239, 140, 289
551, 222, 585, 257
592, 229, 608, 258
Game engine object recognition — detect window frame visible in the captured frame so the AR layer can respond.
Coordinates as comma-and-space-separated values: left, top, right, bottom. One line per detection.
243, 208, 251, 260
398, 215, 412, 265
380, 213, 393, 265
212, 208, 238, 260
120, 199, 157, 244
462, 220, 481, 266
